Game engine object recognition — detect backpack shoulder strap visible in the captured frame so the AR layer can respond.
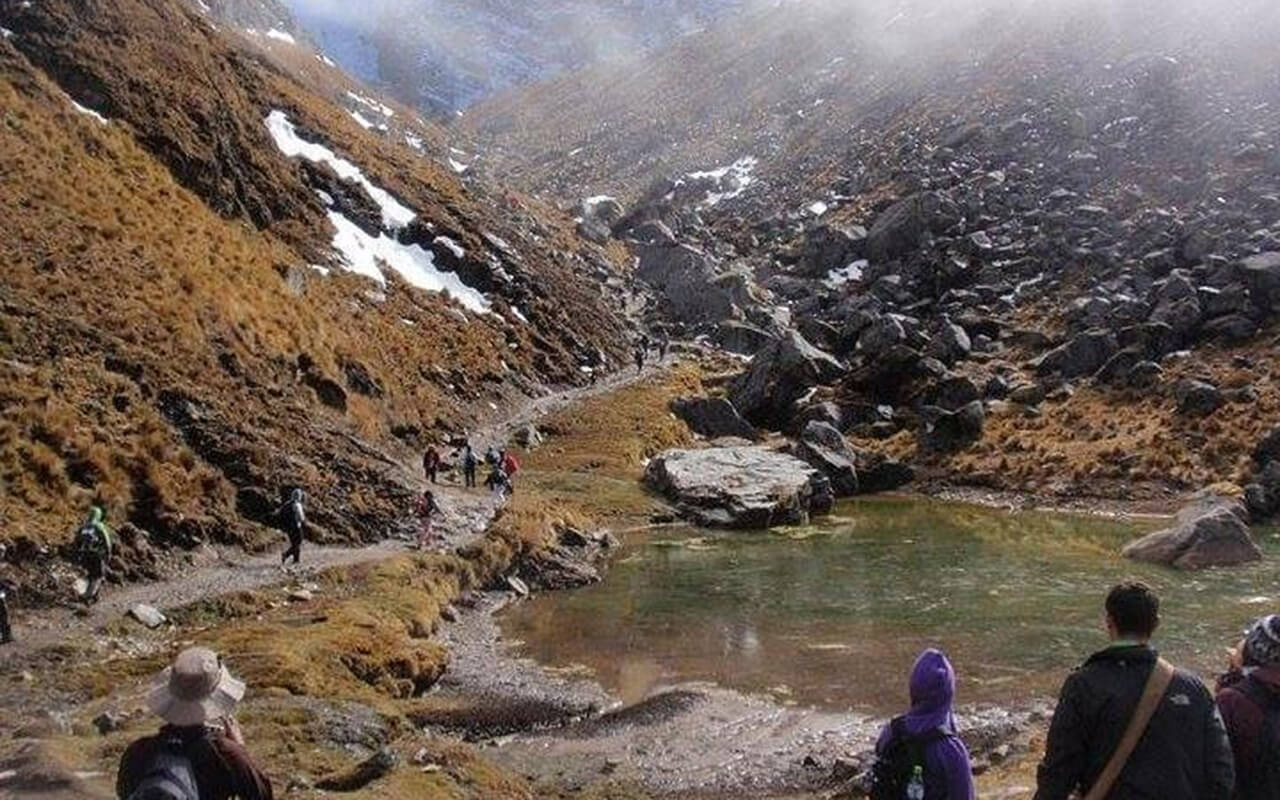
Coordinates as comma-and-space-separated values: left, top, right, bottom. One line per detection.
1083, 657, 1176, 800
1237, 675, 1280, 712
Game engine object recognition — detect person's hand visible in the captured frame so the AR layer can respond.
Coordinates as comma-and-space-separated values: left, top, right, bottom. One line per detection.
1228, 639, 1245, 671
222, 716, 245, 745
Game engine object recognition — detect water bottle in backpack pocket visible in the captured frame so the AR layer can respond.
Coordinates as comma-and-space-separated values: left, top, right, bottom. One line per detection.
127, 736, 200, 800
870, 717, 945, 800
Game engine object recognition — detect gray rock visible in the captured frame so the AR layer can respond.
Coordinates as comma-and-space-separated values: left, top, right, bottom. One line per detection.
867, 192, 949, 262
128, 604, 168, 629
795, 422, 859, 496
670, 396, 757, 440
1122, 496, 1261, 570
635, 243, 737, 325
1127, 361, 1164, 389
643, 446, 832, 529
1174, 379, 1224, 417
857, 315, 906, 354
800, 224, 867, 278
1034, 329, 1118, 379
925, 375, 981, 412
853, 449, 915, 493
514, 424, 544, 449
919, 401, 985, 453
93, 711, 128, 736
1257, 428, 1280, 466
1238, 252, 1280, 308
715, 321, 774, 356
730, 330, 845, 428
1202, 314, 1260, 342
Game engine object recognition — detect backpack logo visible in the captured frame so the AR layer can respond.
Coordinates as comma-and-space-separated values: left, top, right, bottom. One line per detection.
1169, 693, 1191, 706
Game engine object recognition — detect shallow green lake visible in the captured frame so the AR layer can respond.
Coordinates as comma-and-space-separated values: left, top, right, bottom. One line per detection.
500, 497, 1280, 713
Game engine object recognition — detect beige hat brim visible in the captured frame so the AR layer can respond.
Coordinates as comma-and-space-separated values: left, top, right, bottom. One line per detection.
147, 665, 246, 727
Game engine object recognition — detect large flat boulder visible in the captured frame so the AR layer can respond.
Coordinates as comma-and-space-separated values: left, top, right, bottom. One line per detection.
1122, 496, 1262, 570
644, 446, 833, 529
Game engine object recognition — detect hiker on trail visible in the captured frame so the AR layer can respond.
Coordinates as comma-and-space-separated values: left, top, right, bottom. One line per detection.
869, 648, 974, 800
1034, 582, 1234, 800
116, 647, 273, 800
484, 465, 512, 500
485, 445, 500, 467
278, 488, 306, 567
634, 345, 645, 373
658, 331, 670, 361
422, 445, 441, 485
461, 444, 478, 489
415, 489, 442, 550
0, 574, 14, 645
73, 505, 113, 605
500, 450, 520, 495
640, 332, 651, 354
1216, 614, 1280, 798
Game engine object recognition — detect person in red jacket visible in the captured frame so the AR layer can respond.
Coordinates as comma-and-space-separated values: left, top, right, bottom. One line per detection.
1217, 614, 1280, 798
415, 490, 442, 550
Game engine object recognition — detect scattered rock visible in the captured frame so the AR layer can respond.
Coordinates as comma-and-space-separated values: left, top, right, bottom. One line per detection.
729, 330, 845, 428
1034, 329, 1118, 379
1174, 379, 1223, 418
670, 396, 757, 440
127, 604, 167, 629
92, 711, 127, 736
1122, 496, 1262, 570
919, 401, 985, 453
514, 424, 543, 449
315, 747, 398, 792
794, 421, 859, 497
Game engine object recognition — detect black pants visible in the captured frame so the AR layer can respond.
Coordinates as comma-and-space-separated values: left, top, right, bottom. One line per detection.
464, 466, 477, 488
282, 525, 303, 565
0, 594, 11, 644
426, 467, 438, 484
83, 556, 106, 604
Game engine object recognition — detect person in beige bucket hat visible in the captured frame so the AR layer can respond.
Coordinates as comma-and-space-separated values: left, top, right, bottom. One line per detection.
117, 647, 273, 799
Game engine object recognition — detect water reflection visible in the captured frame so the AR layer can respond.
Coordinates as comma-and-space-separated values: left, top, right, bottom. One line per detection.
501, 497, 1280, 713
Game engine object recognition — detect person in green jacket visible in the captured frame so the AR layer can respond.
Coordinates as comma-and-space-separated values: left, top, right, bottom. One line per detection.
73, 505, 113, 605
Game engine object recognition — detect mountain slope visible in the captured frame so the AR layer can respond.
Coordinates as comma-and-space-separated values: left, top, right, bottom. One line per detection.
0, 0, 631, 598
464, 0, 1280, 506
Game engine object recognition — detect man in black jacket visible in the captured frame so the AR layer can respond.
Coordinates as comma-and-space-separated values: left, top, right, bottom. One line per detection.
1035, 582, 1234, 800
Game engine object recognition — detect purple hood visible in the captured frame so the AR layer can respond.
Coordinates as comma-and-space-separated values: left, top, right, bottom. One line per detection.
904, 648, 958, 735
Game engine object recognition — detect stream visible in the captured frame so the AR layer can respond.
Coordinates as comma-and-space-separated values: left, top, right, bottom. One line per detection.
501, 497, 1280, 714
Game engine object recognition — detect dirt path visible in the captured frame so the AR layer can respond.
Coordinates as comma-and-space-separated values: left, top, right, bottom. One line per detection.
0, 359, 673, 664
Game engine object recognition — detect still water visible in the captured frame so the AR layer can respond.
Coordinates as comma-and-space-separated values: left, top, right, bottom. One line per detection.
500, 497, 1280, 714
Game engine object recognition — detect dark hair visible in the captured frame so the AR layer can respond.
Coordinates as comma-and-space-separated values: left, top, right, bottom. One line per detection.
1106, 581, 1160, 638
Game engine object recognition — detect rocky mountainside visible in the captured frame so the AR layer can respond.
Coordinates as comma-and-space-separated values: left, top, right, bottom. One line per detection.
469, 0, 1280, 511
277, 0, 749, 115
0, 0, 633, 599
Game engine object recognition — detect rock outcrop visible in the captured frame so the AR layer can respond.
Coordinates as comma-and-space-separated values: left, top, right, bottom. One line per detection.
670, 396, 757, 440
1122, 497, 1262, 570
729, 330, 845, 428
644, 446, 833, 529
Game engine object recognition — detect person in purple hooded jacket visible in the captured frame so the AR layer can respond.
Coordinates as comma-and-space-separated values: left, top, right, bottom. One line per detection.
873, 648, 975, 800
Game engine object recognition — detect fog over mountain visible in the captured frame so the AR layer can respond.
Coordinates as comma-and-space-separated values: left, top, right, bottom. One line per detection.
282, 0, 750, 114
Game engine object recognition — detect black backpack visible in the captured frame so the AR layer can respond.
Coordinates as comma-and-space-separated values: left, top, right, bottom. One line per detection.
870, 717, 945, 800
1234, 677, 1280, 800
127, 735, 200, 800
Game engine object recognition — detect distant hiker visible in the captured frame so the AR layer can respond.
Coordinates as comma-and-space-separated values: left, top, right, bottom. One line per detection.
116, 647, 274, 800
1034, 582, 1234, 800
415, 489, 441, 550
870, 648, 974, 800
73, 505, 113, 605
1217, 614, 1280, 799
634, 345, 645, 373
485, 445, 500, 467
658, 332, 671, 361
484, 465, 511, 500
278, 488, 306, 567
639, 332, 651, 353
0, 576, 14, 646
422, 445, 441, 485
500, 450, 520, 496
461, 444, 478, 489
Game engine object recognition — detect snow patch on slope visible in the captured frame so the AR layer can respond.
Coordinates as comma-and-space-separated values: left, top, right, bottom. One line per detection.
265, 110, 413, 228
70, 100, 108, 124
266, 28, 296, 44
326, 213, 490, 313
